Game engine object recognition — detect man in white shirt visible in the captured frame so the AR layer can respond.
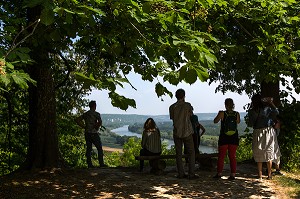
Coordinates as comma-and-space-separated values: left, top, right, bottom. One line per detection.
169, 89, 198, 179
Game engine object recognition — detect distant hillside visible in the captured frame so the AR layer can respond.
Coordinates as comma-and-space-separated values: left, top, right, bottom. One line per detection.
102, 112, 247, 125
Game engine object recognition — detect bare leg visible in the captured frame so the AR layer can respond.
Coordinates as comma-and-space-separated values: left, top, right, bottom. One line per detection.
266, 160, 272, 178
274, 163, 280, 170
257, 162, 263, 179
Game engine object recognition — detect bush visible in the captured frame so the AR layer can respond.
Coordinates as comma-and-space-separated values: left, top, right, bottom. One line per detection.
236, 135, 253, 162
278, 101, 300, 172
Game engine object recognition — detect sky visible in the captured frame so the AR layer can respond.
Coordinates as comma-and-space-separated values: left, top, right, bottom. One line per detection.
87, 72, 257, 115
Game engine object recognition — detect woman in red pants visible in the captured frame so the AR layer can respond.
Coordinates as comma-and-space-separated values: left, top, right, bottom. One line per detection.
213, 98, 240, 180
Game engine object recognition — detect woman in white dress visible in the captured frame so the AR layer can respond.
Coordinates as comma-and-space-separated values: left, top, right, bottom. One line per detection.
248, 94, 279, 180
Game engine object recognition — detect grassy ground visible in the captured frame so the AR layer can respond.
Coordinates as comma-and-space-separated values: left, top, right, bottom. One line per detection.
274, 172, 300, 198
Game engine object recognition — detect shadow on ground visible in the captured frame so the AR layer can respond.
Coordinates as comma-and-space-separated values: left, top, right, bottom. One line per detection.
0, 163, 277, 199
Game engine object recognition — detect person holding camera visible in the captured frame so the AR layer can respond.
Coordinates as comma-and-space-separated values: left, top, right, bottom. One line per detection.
247, 94, 279, 180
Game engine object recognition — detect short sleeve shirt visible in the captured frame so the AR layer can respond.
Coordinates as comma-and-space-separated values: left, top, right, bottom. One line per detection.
248, 107, 279, 129
169, 101, 193, 138
79, 110, 102, 134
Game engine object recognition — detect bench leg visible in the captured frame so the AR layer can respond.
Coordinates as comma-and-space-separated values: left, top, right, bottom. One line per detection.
198, 157, 217, 171
149, 160, 166, 174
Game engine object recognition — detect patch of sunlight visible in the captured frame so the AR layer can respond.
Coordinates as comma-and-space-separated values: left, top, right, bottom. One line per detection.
12, 181, 20, 185
21, 182, 31, 186
152, 186, 179, 199
53, 184, 61, 190
90, 172, 99, 176
129, 194, 141, 198
71, 190, 80, 195
96, 192, 113, 198
249, 195, 278, 199
86, 183, 94, 188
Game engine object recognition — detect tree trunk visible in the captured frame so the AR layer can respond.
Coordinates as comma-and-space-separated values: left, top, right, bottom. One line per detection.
22, 6, 62, 169
261, 80, 280, 107
26, 65, 60, 169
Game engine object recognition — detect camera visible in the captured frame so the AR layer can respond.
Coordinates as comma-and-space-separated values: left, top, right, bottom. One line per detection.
261, 97, 273, 102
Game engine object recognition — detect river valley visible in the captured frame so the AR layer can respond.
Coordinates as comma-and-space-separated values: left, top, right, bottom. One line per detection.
111, 125, 217, 153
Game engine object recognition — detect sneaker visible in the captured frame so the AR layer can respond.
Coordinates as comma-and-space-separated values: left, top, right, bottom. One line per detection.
272, 170, 284, 176
228, 176, 235, 180
213, 174, 222, 179
188, 174, 200, 180
267, 176, 272, 180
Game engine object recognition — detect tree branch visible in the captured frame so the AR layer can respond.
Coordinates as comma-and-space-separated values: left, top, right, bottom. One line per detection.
122, 71, 137, 91
55, 51, 73, 89
129, 21, 153, 44
5, 19, 41, 58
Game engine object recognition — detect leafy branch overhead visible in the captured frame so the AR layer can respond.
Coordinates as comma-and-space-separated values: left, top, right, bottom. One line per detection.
50, 0, 218, 110
1, 0, 299, 110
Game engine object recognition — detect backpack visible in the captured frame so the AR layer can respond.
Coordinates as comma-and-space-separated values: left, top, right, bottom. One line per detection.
222, 111, 237, 136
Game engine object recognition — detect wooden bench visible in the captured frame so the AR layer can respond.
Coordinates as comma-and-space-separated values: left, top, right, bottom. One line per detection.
135, 153, 218, 172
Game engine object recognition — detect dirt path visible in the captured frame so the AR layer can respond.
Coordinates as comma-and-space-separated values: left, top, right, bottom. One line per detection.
0, 162, 291, 199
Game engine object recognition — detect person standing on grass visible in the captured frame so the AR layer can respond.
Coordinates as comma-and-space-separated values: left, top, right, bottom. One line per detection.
213, 98, 240, 180
169, 89, 198, 180
139, 118, 162, 172
75, 100, 107, 168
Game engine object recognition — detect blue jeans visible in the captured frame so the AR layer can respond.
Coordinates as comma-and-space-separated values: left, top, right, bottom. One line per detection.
85, 133, 104, 166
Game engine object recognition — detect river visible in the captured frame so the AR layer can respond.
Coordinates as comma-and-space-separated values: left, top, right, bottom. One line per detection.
111, 125, 217, 154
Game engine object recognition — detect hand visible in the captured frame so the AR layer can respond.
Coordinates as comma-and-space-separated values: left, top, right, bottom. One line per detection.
94, 121, 101, 130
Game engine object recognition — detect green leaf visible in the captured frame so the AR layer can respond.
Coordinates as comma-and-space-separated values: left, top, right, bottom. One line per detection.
184, 68, 197, 84
66, 13, 73, 24
194, 66, 209, 82
179, 65, 187, 80
53, 7, 64, 17
205, 53, 218, 66
173, 39, 181, 46
40, 8, 54, 26
11, 73, 28, 89
74, 72, 99, 89
142, 2, 151, 13
23, 0, 44, 8
155, 82, 173, 98
109, 92, 136, 110
5, 62, 14, 70
0, 74, 10, 86
16, 51, 31, 61
163, 73, 179, 85
49, 30, 61, 41
113, 9, 119, 16
78, 6, 106, 16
